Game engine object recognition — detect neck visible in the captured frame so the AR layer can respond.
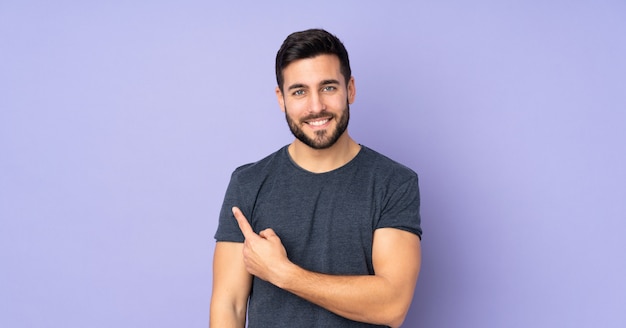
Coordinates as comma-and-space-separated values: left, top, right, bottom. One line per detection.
288, 132, 361, 173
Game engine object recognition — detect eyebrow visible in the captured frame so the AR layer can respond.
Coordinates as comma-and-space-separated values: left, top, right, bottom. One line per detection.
287, 83, 307, 91
320, 79, 340, 86
287, 79, 340, 91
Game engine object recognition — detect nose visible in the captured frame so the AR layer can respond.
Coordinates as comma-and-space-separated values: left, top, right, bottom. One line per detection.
309, 91, 326, 113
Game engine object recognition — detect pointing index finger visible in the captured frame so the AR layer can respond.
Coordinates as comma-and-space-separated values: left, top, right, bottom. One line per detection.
232, 206, 256, 239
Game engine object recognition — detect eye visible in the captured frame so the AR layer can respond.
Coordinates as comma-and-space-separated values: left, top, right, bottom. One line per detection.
292, 89, 305, 96
322, 85, 337, 92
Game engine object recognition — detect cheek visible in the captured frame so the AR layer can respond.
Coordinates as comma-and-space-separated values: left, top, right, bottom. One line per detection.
284, 99, 307, 114
324, 96, 347, 109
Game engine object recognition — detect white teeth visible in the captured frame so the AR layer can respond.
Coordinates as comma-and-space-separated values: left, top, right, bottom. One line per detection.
308, 119, 329, 126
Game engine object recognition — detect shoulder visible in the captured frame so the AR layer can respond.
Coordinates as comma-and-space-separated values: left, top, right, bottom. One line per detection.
358, 145, 418, 182
229, 146, 291, 185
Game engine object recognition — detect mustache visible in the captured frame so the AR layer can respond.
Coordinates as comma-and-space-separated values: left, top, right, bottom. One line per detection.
300, 113, 334, 121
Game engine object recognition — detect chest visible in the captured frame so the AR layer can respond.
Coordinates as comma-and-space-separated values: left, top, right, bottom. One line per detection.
249, 171, 383, 274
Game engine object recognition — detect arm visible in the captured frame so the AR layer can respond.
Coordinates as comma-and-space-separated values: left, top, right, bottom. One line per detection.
233, 207, 421, 327
209, 241, 253, 328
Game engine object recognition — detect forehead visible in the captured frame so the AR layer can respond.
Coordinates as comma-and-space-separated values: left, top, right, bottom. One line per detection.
282, 54, 343, 86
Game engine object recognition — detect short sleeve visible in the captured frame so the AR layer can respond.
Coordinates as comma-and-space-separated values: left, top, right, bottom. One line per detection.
375, 173, 422, 239
214, 170, 246, 242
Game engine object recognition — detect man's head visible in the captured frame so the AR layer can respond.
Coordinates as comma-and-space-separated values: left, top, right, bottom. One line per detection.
274, 29, 356, 150
275, 29, 351, 93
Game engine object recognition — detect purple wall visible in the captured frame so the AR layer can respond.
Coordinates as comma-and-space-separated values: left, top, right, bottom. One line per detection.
1, 1, 624, 327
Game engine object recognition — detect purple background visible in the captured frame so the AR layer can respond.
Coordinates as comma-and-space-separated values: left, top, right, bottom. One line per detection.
2, 1, 625, 327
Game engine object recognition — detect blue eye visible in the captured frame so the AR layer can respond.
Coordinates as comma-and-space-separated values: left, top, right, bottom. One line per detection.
322, 86, 336, 92
293, 90, 305, 96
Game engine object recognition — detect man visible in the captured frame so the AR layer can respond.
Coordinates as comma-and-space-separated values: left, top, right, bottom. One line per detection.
210, 29, 422, 328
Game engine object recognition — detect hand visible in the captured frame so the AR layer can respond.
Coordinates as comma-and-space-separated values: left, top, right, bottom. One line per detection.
232, 206, 290, 283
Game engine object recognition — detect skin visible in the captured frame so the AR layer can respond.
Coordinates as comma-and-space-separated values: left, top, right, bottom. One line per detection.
210, 54, 421, 327
209, 242, 251, 327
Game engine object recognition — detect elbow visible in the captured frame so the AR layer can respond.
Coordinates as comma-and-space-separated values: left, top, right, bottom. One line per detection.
374, 302, 410, 328
386, 310, 409, 328
386, 295, 415, 328
389, 319, 406, 328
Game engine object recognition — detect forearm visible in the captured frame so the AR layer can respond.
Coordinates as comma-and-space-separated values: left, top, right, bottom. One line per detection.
274, 263, 415, 327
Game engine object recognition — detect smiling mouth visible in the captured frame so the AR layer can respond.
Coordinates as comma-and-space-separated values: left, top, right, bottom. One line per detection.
306, 118, 330, 126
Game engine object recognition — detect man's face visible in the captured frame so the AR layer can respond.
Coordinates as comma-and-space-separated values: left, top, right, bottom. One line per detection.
276, 54, 356, 150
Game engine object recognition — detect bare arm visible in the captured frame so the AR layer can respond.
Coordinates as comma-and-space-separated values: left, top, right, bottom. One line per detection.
209, 241, 252, 328
233, 207, 421, 327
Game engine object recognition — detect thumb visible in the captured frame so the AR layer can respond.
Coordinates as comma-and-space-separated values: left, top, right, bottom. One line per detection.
259, 228, 279, 239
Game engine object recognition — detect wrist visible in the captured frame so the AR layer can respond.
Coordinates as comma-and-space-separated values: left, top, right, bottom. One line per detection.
272, 260, 300, 289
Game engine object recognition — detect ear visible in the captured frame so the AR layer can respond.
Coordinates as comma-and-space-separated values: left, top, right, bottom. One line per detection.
347, 76, 356, 104
276, 86, 286, 112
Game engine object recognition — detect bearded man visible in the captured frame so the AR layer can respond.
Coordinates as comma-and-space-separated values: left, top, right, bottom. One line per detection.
210, 28, 422, 328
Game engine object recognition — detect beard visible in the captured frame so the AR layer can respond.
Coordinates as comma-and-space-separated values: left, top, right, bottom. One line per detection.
285, 101, 350, 150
